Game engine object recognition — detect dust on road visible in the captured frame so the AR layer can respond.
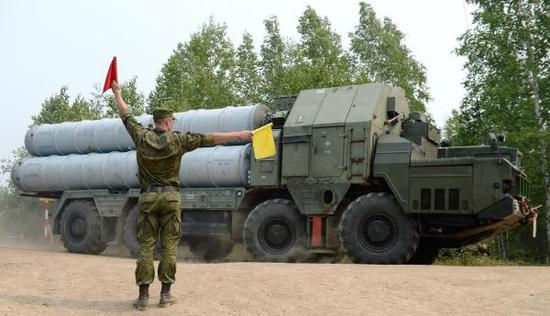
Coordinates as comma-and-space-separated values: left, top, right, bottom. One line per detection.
0, 246, 548, 315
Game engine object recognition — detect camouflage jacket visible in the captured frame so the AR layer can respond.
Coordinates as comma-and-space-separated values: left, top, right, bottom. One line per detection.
120, 111, 214, 188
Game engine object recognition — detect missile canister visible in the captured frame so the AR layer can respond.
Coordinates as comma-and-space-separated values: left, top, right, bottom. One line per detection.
173, 105, 269, 134
181, 144, 251, 188
25, 104, 269, 156
12, 144, 251, 192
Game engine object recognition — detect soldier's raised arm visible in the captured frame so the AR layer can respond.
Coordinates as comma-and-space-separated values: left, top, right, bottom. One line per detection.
112, 80, 146, 143
210, 131, 252, 145
178, 130, 251, 152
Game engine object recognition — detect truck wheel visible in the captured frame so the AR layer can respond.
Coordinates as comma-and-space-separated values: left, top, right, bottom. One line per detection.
60, 201, 107, 254
189, 237, 234, 262
339, 193, 419, 264
407, 241, 440, 265
244, 199, 308, 262
123, 205, 161, 259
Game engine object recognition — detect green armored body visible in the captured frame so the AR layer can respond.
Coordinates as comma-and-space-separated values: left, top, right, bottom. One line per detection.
16, 82, 535, 269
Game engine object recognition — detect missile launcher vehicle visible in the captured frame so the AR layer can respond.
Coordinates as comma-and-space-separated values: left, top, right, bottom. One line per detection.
13, 83, 533, 264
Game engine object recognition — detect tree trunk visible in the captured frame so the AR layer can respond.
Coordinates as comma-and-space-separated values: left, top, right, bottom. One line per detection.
519, 0, 550, 261
528, 58, 550, 262
530, 58, 550, 262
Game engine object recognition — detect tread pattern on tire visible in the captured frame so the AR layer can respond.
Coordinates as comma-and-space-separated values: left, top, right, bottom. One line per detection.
60, 200, 107, 254
243, 199, 308, 262
339, 193, 419, 264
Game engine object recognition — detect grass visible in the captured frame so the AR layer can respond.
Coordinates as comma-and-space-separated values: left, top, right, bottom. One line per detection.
434, 244, 545, 266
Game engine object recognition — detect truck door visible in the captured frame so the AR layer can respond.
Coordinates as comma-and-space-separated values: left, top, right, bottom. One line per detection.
311, 127, 345, 178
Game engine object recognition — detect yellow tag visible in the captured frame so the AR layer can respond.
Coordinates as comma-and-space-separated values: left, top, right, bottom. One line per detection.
251, 123, 276, 159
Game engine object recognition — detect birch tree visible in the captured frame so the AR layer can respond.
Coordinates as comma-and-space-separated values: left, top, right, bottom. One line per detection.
448, 0, 550, 260
349, 2, 430, 112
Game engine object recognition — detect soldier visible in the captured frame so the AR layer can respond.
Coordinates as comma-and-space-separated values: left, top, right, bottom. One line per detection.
111, 80, 251, 310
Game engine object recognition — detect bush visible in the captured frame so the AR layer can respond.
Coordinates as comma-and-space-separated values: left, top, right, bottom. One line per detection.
0, 187, 43, 240
436, 241, 540, 266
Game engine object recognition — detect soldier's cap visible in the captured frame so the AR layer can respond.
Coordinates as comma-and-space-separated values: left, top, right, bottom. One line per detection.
152, 108, 175, 121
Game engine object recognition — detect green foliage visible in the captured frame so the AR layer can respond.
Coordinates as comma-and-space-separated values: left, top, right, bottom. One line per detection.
349, 2, 430, 112
437, 232, 547, 266
148, 18, 238, 112
148, 4, 429, 113
147, 43, 188, 111
446, 0, 550, 262
23, 4, 430, 127
436, 242, 534, 266
91, 77, 146, 117
180, 18, 238, 110
235, 32, 263, 104
291, 6, 352, 91
32, 78, 145, 126
32, 87, 98, 125
259, 16, 290, 100
258, 9, 353, 99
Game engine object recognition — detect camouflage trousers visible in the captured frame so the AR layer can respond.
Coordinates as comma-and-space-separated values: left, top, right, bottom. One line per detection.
135, 191, 182, 285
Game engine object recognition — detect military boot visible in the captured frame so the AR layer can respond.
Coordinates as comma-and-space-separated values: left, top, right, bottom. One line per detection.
159, 283, 177, 308
133, 284, 150, 311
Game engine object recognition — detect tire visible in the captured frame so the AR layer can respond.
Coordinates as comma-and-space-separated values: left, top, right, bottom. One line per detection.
339, 193, 419, 264
189, 237, 234, 262
407, 241, 440, 265
243, 199, 308, 262
60, 200, 107, 254
123, 204, 161, 259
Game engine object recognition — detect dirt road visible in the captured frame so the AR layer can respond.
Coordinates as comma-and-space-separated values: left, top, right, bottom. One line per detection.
0, 245, 548, 315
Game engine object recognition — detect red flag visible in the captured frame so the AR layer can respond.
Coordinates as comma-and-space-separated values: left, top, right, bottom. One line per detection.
102, 56, 118, 93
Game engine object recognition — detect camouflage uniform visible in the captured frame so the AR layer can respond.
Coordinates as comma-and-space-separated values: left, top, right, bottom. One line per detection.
120, 109, 214, 285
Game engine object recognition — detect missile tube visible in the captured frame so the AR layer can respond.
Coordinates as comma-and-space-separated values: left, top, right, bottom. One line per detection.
12, 144, 251, 192
25, 104, 269, 156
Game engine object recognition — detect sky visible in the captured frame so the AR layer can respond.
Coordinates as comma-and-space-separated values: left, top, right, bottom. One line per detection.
0, 0, 474, 171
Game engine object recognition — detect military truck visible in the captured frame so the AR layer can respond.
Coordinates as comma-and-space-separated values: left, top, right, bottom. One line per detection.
13, 83, 533, 264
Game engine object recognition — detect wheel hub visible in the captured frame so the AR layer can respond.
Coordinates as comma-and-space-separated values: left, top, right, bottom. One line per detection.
266, 223, 289, 245
70, 217, 86, 239
367, 219, 391, 242
360, 214, 396, 251
260, 219, 294, 253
